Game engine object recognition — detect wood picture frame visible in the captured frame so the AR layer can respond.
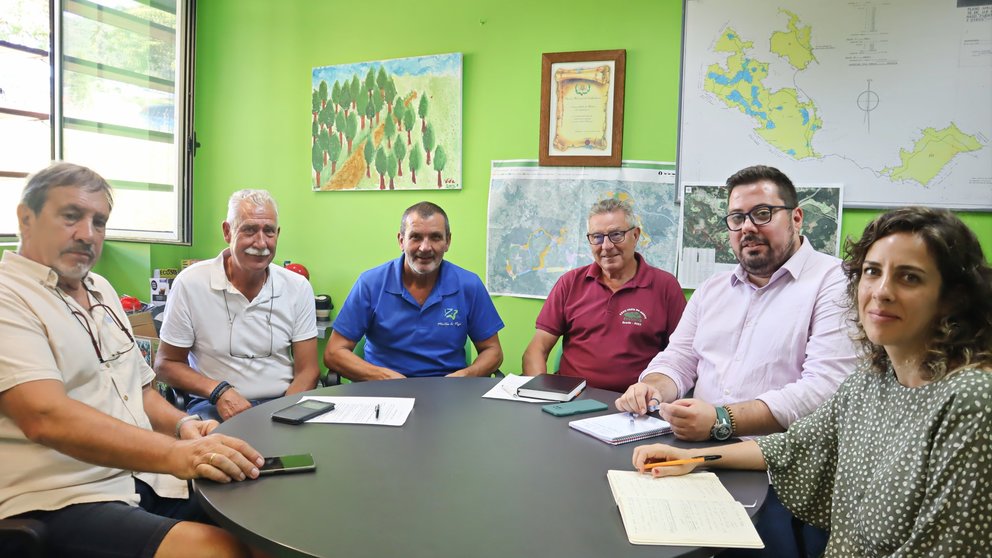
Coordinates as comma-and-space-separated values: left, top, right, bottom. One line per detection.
539, 49, 625, 167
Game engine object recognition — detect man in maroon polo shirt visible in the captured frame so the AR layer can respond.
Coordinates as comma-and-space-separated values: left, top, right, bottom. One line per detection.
521, 199, 686, 392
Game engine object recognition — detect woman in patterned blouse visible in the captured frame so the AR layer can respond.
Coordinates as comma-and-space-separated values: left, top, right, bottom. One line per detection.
632, 207, 992, 557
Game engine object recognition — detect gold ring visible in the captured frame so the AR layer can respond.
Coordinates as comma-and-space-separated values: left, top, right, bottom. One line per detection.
208, 453, 217, 466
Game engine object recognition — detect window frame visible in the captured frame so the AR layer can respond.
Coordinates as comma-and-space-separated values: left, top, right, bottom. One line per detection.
0, 0, 195, 244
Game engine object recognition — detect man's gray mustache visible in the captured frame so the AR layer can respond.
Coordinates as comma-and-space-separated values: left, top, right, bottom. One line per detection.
61, 245, 95, 258
245, 247, 271, 256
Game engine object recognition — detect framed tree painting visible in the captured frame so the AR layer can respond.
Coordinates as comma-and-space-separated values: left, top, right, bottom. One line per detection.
311, 53, 462, 190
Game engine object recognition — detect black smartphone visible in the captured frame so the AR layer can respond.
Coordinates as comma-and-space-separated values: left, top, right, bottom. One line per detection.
271, 400, 335, 424
258, 453, 316, 475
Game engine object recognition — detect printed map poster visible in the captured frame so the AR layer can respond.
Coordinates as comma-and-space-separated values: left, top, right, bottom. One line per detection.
487, 161, 679, 299
678, 183, 843, 289
311, 53, 461, 191
679, 0, 991, 210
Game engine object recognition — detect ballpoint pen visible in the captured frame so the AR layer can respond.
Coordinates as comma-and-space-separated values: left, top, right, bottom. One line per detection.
628, 404, 661, 420
644, 455, 722, 469
374, 404, 380, 419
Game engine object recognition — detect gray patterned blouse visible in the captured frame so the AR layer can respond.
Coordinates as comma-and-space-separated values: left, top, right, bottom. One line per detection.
756, 366, 992, 557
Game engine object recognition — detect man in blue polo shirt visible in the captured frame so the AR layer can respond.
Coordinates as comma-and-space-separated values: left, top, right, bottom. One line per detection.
325, 201, 504, 380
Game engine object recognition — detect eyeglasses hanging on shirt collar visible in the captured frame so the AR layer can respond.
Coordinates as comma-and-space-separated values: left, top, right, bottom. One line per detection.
222, 279, 274, 359
50, 285, 135, 364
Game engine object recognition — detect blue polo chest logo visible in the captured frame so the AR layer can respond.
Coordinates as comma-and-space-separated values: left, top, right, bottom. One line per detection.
438, 307, 463, 327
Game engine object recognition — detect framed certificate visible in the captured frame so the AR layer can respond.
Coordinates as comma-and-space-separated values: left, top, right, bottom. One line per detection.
539, 49, 625, 167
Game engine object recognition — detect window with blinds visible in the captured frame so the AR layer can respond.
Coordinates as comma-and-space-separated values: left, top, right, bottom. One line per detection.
0, 0, 194, 243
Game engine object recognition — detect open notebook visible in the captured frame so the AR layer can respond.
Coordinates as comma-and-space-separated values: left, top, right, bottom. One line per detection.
607, 470, 764, 548
569, 412, 671, 445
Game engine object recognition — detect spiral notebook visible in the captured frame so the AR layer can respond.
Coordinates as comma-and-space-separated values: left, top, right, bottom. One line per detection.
569, 412, 672, 445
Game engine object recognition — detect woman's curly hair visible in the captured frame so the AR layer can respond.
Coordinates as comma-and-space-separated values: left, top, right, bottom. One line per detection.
843, 207, 992, 379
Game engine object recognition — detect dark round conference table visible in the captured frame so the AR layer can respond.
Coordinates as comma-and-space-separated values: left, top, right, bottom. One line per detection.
194, 377, 767, 558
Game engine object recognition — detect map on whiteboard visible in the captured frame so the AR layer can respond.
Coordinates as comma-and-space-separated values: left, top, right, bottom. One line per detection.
680, 0, 992, 210
486, 161, 679, 299
677, 183, 843, 289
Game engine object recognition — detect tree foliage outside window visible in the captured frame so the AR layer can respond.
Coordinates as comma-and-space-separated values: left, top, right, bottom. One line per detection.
0, 0, 195, 243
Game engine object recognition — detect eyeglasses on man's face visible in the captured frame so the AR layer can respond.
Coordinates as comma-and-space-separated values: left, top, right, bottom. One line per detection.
586, 226, 637, 245
53, 288, 135, 363
724, 205, 794, 231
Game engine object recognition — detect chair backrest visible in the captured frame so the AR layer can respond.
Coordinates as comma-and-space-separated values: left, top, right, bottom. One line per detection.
463, 338, 473, 366
321, 336, 367, 386
550, 341, 563, 373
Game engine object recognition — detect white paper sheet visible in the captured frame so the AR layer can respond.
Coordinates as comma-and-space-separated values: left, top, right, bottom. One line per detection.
481, 374, 550, 403
299, 396, 415, 426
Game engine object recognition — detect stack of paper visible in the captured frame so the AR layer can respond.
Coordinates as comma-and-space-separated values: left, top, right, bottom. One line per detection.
569, 412, 671, 445
607, 471, 764, 548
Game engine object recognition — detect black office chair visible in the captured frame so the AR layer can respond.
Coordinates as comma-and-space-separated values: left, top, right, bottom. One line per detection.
157, 380, 189, 410
0, 518, 46, 558
320, 368, 341, 387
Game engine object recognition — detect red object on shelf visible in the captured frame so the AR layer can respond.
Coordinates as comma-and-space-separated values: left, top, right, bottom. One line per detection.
285, 263, 310, 280
120, 295, 142, 312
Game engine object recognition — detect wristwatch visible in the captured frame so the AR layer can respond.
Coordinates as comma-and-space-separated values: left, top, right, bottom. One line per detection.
710, 405, 733, 441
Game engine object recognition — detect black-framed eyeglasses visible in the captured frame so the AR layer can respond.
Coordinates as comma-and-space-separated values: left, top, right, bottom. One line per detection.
724, 205, 794, 231
51, 286, 135, 364
586, 226, 637, 245
222, 282, 274, 359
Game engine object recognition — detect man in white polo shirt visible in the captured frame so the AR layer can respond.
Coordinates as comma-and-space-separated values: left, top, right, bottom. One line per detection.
0, 162, 263, 557
156, 189, 319, 421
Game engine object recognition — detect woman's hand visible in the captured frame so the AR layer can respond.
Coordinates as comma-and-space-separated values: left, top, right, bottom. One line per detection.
632, 444, 699, 477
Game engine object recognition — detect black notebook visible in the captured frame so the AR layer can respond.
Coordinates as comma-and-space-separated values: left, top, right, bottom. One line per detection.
516, 374, 586, 402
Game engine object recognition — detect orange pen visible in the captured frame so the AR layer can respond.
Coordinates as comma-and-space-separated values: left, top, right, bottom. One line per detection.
644, 455, 722, 469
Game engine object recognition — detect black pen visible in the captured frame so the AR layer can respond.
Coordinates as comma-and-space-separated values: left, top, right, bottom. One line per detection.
375, 404, 380, 419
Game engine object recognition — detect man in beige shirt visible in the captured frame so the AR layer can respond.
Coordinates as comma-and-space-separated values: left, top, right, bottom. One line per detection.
0, 163, 264, 558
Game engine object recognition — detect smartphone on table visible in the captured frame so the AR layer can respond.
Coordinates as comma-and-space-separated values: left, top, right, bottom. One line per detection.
259, 453, 316, 475
542, 399, 608, 417
271, 399, 335, 424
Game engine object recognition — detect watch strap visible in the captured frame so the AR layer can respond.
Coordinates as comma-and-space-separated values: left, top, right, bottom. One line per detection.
723, 405, 737, 436
711, 405, 731, 440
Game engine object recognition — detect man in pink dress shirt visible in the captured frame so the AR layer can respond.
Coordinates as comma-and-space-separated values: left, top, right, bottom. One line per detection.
616, 164, 855, 439
616, 164, 857, 558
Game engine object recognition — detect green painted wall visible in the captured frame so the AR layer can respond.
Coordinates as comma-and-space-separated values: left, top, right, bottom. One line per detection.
89, 0, 990, 374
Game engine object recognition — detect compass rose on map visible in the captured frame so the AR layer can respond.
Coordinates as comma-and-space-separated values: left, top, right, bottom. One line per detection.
857, 79, 880, 133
